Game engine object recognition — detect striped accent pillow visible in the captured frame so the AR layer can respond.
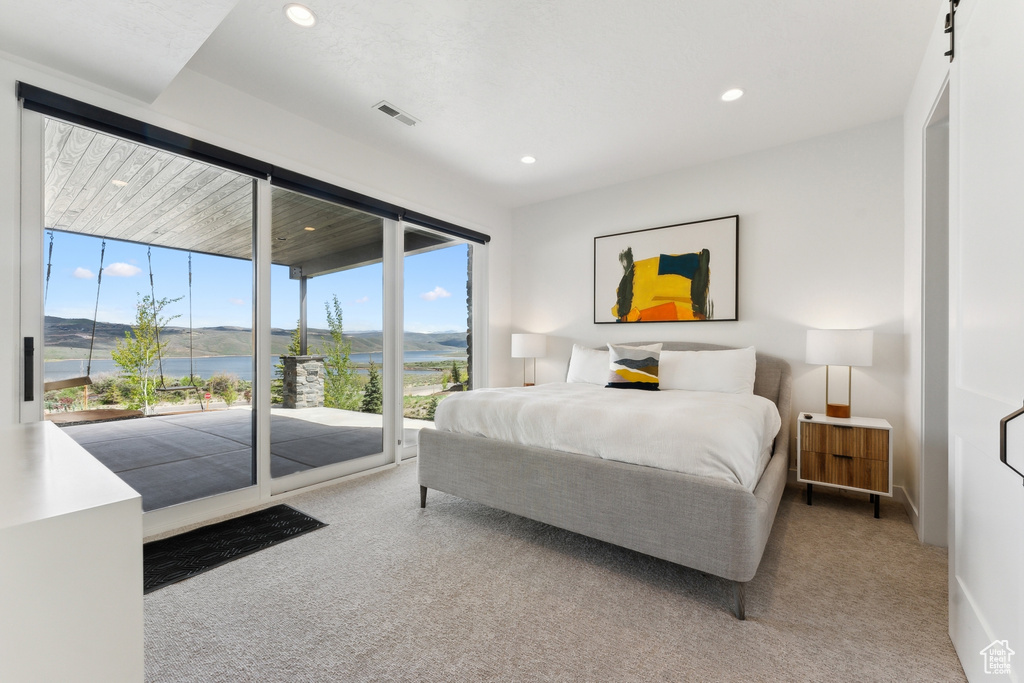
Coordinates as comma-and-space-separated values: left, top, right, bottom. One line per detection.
606, 343, 662, 390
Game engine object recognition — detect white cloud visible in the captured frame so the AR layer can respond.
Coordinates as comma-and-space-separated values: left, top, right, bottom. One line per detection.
72, 267, 94, 279
355, 296, 369, 304
228, 298, 245, 306
420, 286, 451, 301
103, 262, 142, 277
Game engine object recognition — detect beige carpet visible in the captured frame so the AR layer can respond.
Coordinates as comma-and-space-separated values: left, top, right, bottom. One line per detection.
145, 464, 966, 682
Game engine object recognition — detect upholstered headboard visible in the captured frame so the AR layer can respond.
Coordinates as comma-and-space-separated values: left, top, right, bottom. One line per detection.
611, 341, 794, 459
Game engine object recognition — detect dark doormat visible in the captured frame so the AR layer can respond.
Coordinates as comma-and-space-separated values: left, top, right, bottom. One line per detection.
144, 504, 327, 594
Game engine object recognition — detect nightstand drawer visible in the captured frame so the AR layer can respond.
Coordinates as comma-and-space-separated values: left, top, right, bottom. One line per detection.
800, 451, 853, 488
800, 451, 888, 493
800, 423, 889, 462
853, 458, 888, 493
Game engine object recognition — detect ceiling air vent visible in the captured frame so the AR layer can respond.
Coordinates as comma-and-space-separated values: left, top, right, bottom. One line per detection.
373, 100, 419, 127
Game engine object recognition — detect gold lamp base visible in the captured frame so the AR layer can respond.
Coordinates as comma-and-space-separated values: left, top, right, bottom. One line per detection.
823, 364, 854, 419
826, 403, 851, 419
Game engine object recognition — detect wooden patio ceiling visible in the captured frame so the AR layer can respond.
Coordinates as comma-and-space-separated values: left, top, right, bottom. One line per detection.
43, 119, 449, 277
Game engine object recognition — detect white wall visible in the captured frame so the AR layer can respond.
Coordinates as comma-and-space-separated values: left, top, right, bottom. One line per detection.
511, 119, 906, 473
0, 53, 515, 425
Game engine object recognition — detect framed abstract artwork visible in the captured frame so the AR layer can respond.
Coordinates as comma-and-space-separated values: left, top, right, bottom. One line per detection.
594, 215, 738, 324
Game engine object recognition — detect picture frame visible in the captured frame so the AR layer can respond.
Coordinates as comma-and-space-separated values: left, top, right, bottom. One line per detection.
593, 215, 738, 324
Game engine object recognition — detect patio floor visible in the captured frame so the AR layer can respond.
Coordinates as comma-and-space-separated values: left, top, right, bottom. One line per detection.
60, 408, 430, 511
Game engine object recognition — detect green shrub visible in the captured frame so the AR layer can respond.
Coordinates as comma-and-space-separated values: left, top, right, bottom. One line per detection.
360, 361, 383, 414
426, 396, 440, 420
102, 384, 123, 405
207, 372, 239, 406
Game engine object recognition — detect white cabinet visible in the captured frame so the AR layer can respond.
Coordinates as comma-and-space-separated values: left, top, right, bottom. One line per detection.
0, 422, 143, 682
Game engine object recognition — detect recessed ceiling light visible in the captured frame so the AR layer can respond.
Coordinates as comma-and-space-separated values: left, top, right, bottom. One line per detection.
721, 88, 744, 102
304, 226, 316, 231
276, 236, 287, 241
521, 156, 536, 164
284, 3, 317, 27
111, 179, 128, 187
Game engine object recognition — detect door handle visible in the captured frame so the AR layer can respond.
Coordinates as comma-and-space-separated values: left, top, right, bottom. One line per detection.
24, 337, 34, 402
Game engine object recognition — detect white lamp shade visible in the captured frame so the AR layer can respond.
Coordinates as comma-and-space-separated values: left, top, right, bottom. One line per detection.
805, 329, 873, 367
511, 333, 547, 359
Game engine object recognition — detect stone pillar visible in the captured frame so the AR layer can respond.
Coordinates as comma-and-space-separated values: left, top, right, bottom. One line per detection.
282, 355, 325, 409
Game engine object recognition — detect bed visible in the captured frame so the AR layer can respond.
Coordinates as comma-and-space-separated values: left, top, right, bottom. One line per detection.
418, 341, 792, 619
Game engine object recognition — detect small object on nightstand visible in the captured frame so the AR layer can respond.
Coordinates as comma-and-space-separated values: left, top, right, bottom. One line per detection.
796, 412, 892, 518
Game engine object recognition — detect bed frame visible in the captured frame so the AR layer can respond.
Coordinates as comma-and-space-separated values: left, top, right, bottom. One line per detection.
418, 342, 792, 619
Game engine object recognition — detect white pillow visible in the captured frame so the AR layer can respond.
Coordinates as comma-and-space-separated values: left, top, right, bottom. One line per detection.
566, 344, 610, 385
659, 347, 756, 394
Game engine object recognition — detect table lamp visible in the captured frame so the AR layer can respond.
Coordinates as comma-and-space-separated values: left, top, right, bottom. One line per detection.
805, 329, 873, 418
511, 333, 546, 386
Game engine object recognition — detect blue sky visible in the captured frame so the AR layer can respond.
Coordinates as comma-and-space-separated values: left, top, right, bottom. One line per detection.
45, 231, 469, 333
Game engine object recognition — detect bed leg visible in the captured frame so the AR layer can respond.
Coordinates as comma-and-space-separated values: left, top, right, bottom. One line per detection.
420, 485, 427, 509
732, 581, 746, 620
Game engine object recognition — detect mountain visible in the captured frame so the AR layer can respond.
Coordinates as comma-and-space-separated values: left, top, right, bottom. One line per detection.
43, 316, 467, 360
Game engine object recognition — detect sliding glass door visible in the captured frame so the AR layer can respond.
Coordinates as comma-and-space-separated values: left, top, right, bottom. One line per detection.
401, 225, 474, 456
268, 186, 391, 491
19, 92, 488, 534
33, 115, 257, 513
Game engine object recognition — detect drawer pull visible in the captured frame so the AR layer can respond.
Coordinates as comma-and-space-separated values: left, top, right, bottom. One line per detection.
832, 453, 853, 459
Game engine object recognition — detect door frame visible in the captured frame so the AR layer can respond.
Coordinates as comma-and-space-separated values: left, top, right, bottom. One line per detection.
919, 77, 950, 547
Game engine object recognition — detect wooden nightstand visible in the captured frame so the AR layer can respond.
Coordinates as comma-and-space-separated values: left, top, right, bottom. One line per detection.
797, 413, 893, 518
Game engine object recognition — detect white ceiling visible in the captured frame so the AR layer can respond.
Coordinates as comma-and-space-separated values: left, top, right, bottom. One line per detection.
0, 0, 239, 102
5, 0, 941, 208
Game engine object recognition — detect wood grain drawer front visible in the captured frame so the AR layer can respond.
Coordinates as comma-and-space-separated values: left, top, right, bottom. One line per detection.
801, 451, 888, 492
853, 458, 888, 493
801, 451, 855, 488
801, 422, 828, 453
800, 450, 828, 482
831, 426, 888, 461
860, 428, 889, 462
802, 423, 889, 461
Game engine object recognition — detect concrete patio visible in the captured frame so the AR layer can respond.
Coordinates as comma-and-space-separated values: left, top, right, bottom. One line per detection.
61, 408, 431, 511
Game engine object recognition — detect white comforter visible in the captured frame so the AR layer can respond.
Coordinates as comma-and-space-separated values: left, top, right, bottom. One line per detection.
434, 383, 781, 491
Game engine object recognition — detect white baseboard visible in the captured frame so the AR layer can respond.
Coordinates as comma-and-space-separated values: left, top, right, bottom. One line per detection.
893, 485, 920, 538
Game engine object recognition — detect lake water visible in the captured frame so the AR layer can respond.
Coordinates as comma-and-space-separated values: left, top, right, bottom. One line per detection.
44, 350, 466, 383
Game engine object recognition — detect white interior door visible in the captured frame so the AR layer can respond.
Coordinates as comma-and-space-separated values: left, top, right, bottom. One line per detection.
948, 1, 1024, 678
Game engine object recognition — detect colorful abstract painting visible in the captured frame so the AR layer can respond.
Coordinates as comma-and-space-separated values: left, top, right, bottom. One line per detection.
594, 216, 738, 324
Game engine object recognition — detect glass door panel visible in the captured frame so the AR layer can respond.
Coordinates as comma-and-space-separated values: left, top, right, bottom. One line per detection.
269, 186, 386, 484
40, 117, 255, 512
401, 226, 472, 454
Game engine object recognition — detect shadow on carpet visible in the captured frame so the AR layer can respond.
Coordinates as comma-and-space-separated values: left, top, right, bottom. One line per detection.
144, 504, 327, 594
